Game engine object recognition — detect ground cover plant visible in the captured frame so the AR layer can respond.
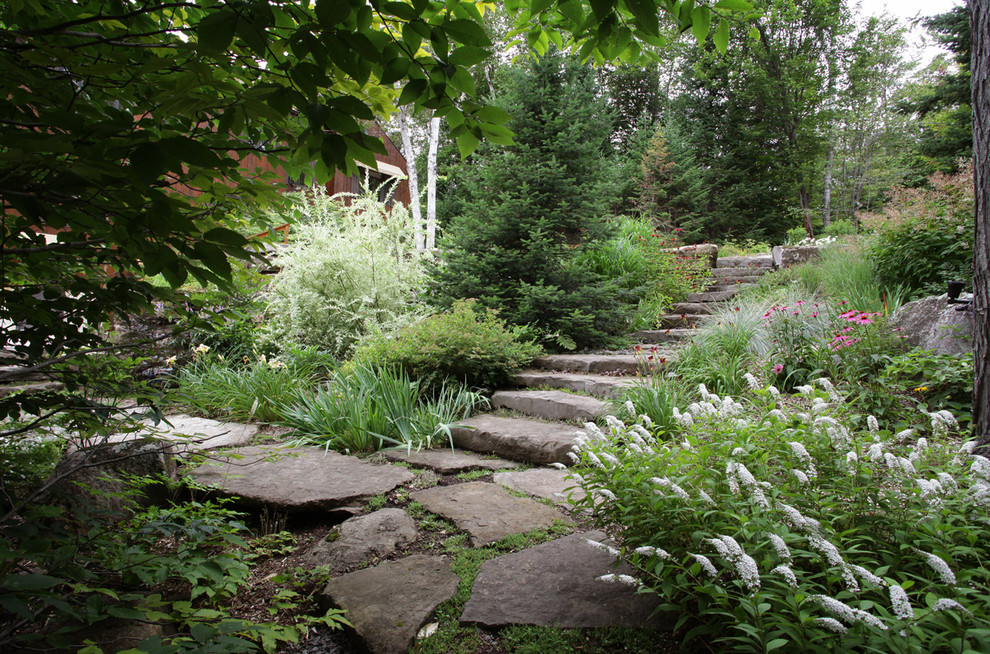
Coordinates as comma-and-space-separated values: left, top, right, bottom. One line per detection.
568, 383, 988, 653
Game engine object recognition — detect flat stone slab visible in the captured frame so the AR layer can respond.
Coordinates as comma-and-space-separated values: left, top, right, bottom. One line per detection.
492, 390, 608, 423
321, 555, 459, 654
512, 371, 635, 399
716, 254, 773, 268
136, 414, 259, 451
460, 532, 668, 630
629, 328, 697, 344
186, 446, 414, 513
668, 302, 714, 315
494, 468, 586, 508
450, 414, 582, 465
531, 354, 640, 375
301, 508, 418, 571
686, 288, 741, 303
410, 481, 568, 546
380, 447, 520, 474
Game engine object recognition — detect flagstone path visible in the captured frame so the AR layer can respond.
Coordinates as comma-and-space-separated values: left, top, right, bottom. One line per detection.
171, 255, 774, 653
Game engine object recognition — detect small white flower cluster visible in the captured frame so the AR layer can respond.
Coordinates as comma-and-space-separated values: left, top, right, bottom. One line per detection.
778, 503, 821, 533
848, 564, 886, 588
889, 584, 914, 620
971, 455, 990, 480
690, 553, 719, 577
813, 416, 851, 449
810, 397, 829, 415
768, 533, 791, 562
706, 535, 761, 592
651, 476, 691, 501
672, 406, 694, 428
634, 545, 671, 559
771, 564, 798, 588
931, 598, 970, 613
918, 550, 957, 586
867, 415, 880, 436
929, 410, 959, 437
585, 538, 620, 558
743, 372, 760, 391
795, 385, 815, 395
811, 595, 888, 631
814, 377, 843, 403
788, 441, 817, 479
726, 461, 770, 508
597, 573, 640, 586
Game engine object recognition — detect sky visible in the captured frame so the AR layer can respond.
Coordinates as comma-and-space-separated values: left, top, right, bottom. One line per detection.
856, 0, 964, 65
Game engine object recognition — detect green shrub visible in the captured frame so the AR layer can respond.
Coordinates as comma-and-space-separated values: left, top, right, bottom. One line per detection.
785, 225, 807, 245
352, 299, 543, 392
863, 164, 974, 300
280, 365, 487, 453
569, 385, 986, 653
263, 186, 427, 358
614, 374, 684, 439
822, 219, 857, 237
878, 348, 974, 430
178, 346, 334, 422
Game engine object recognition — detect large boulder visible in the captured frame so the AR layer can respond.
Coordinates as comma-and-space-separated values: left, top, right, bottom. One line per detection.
50, 438, 177, 520
772, 245, 821, 269
662, 243, 718, 268
890, 293, 974, 355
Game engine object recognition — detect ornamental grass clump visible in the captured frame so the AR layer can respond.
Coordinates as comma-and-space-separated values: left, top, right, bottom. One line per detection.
567, 381, 989, 653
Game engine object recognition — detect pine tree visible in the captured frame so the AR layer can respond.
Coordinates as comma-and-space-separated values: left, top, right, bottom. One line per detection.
427, 50, 623, 350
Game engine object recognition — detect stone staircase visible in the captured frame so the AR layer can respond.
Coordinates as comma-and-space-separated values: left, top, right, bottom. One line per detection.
448, 254, 775, 465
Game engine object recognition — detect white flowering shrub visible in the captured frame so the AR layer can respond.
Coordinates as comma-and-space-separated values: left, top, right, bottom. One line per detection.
263, 186, 427, 358
568, 383, 990, 653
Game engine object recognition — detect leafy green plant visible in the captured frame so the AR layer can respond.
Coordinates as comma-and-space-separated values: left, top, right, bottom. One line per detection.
864, 164, 974, 300
178, 346, 333, 422
280, 365, 487, 453
352, 299, 543, 393
878, 348, 974, 430
262, 186, 428, 358
614, 374, 684, 439
569, 385, 986, 653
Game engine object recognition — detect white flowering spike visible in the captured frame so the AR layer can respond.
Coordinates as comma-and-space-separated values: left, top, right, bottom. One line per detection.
567, 472, 585, 485
812, 617, 849, 634
566, 451, 580, 464
639, 413, 653, 427
811, 399, 829, 414
698, 383, 710, 400
867, 415, 879, 435
796, 385, 814, 395
840, 566, 861, 593
792, 469, 810, 485
920, 551, 957, 586
627, 442, 643, 454
732, 447, 747, 457
767, 385, 780, 397
698, 490, 716, 506
846, 451, 858, 466
814, 378, 842, 403
936, 472, 957, 491
849, 564, 886, 587
889, 584, 914, 620
898, 457, 916, 475
884, 452, 899, 472
744, 372, 759, 390
971, 455, 990, 480
624, 400, 636, 416
768, 409, 787, 421
599, 452, 620, 467
586, 452, 605, 470
811, 595, 888, 630
548, 462, 567, 470
789, 442, 811, 462
596, 489, 617, 502
585, 539, 620, 557
895, 428, 917, 442
772, 565, 798, 588
596, 573, 639, 586
916, 437, 928, 451
796, 412, 811, 421
634, 545, 671, 560
768, 533, 791, 561
808, 532, 845, 568
691, 554, 718, 577
932, 598, 970, 613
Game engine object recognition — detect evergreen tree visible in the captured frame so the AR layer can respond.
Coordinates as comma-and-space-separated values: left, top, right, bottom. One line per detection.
427, 50, 624, 350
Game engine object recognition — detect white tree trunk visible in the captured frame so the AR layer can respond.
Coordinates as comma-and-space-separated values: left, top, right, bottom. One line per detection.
425, 116, 441, 251
822, 145, 833, 227
397, 107, 424, 251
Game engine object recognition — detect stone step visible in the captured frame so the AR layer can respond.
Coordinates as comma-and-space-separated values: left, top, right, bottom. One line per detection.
449, 414, 584, 465
628, 328, 697, 344
512, 371, 636, 398
492, 390, 609, 423
709, 267, 770, 278
0, 381, 65, 398
716, 254, 773, 269
668, 302, 714, 315
705, 281, 756, 293
686, 288, 742, 303
656, 313, 706, 329
531, 353, 640, 375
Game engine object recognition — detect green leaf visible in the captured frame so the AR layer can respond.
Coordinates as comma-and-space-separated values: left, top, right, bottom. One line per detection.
475, 105, 511, 125
398, 79, 428, 106
196, 10, 236, 53
456, 129, 481, 159
444, 18, 492, 46
203, 227, 248, 248
0, 573, 63, 591
448, 45, 492, 67
130, 143, 167, 183
159, 137, 220, 168
713, 18, 730, 53
715, 0, 754, 10
383, 2, 418, 20
316, 0, 351, 27
691, 6, 711, 43
623, 0, 659, 36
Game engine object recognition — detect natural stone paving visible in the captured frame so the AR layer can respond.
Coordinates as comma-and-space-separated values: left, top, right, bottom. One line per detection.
450, 414, 583, 464
136, 414, 259, 451
320, 555, 459, 654
494, 467, 586, 508
410, 481, 570, 546
492, 389, 607, 422
300, 508, 418, 571
379, 447, 520, 474
531, 353, 640, 374
186, 445, 414, 514
511, 370, 635, 398
460, 531, 669, 630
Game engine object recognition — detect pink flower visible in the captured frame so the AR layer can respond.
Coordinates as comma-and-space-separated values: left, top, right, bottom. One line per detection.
773, 364, 784, 374
796, 300, 806, 306
811, 312, 819, 318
